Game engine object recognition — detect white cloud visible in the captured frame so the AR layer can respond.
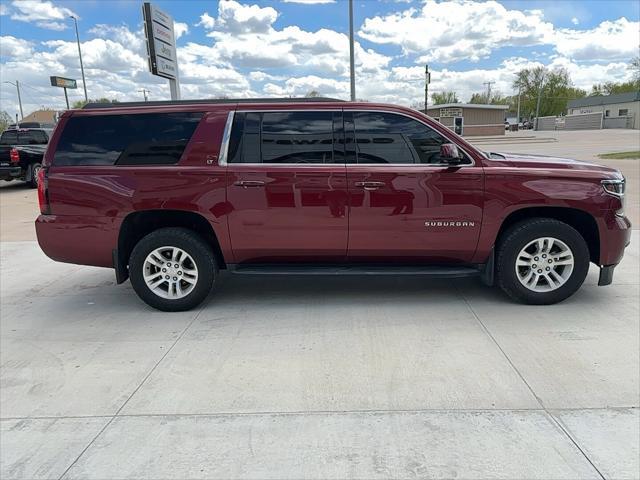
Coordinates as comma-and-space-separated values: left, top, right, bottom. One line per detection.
358, 0, 638, 65
208, 0, 278, 34
195, 12, 215, 29
359, 0, 554, 63
0, 36, 34, 58
9, 0, 78, 30
174, 22, 189, 39
554, 18, 640, 61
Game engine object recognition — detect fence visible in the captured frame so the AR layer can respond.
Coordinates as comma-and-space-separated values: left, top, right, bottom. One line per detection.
536, 112, 603, 131
603, 115, 635, 129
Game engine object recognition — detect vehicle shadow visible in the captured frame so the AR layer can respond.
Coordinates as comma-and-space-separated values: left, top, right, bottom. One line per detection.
0, 180, 28, 190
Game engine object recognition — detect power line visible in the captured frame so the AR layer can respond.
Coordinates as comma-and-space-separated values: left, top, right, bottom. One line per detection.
483, 81, 495, 101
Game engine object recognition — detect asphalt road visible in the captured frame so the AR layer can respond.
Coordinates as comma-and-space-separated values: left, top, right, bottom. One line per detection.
1, 129, 638, 479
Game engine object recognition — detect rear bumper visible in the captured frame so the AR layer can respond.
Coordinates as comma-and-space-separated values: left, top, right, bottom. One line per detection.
35, 214, 118, 268
0, 166, 23, 180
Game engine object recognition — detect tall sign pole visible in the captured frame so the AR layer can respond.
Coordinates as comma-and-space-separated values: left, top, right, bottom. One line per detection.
348, 0, 355, 101
50, 76, 77, 109
143, 2, 180, 100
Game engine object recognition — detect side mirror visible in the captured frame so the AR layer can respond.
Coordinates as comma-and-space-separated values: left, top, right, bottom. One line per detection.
440, 143, 462, 164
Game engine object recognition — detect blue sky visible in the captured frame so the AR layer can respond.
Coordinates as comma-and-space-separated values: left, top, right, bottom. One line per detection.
1, 0, 639, 115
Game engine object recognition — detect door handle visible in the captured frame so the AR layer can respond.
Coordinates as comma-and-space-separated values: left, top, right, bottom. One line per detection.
234, 180, 265, 188
355, 181, 385, 191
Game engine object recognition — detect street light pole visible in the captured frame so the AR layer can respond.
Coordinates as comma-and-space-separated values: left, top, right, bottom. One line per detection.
348, 0, 356, 101
4, 81, 23, 120
70, 15, 88, 102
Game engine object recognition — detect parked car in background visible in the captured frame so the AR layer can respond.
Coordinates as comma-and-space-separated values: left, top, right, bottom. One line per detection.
35, 98, 630, 311
0, 127, 52, 187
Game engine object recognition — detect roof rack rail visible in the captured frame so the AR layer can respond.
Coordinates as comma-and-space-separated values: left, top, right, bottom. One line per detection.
82, 97, 346, 109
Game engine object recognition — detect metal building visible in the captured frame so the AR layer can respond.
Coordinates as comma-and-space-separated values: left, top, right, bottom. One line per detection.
424, 103, 509, 136
567, 92, 639, 130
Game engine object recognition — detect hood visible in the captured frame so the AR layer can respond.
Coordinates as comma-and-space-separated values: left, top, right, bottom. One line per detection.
488, 152, 622, 177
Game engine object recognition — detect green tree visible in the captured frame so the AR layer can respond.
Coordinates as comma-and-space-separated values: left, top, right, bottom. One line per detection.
513, 67, 585, 118
71, 98, 119, 108
430, 91, 458, 105
0, 111, 13, 131
630, 56, 640, 83
305, 90, 320, 98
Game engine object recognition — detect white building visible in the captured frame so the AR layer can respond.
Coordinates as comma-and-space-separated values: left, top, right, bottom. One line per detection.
567, 92, 639, 130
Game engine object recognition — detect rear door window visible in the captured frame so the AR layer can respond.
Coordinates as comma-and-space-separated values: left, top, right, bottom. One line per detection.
53, 112, 203, 166
228, 111, 337, 164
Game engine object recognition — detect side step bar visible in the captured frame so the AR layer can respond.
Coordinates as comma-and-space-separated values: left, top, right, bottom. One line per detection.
229, 264, 481, 278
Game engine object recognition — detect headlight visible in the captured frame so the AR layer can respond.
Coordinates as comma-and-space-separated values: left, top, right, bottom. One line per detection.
601, 178, 625, 197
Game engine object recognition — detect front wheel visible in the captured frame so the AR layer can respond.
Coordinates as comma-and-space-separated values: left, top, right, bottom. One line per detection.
129, 228, 217, 311
496, 218, 590, 304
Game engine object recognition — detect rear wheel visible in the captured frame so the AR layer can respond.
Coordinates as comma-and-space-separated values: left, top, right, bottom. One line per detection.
129, 227, 217, 311
496, 218, 590, 304
27, 163, 42, 188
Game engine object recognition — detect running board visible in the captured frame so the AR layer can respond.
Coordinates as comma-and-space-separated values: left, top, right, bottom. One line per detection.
229, 264, 481, 277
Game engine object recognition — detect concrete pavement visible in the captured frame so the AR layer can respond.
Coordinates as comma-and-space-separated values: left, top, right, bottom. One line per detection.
1, 237, 638, 479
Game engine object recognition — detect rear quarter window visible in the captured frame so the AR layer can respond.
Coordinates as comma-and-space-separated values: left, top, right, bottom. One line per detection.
53, 112, 203, 166
0, 131, 18, 145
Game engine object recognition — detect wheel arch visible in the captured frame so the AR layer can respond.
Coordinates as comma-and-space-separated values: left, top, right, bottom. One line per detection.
496, 206, 600, 264
116, 209, 226, 283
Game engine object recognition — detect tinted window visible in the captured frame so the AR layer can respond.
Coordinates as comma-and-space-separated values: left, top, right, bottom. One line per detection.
0, 131, 17, 145
54, 112, 202, 166
353, 112, 460, 164
19, 130, 48, 145
228, 111, 335, 164
262, 112, 333, 164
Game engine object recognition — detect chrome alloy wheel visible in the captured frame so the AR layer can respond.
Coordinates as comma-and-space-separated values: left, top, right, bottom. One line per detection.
143, 246, 198, 299
515, 237, 574, 292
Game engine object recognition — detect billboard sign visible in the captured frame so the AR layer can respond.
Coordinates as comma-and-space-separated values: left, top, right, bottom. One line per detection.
50, 76, 77, 89
142, 2, 178, 81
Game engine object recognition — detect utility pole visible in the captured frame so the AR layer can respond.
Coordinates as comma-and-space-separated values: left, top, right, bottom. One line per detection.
483, 81, 495, 102
348, 0, 356, 101
516, 83, 521, 123
138, 89, 150, 101
424, 64, 430, 111
534, 73, 545, 130
70, 15, 88, 102
3, 81, 23, 119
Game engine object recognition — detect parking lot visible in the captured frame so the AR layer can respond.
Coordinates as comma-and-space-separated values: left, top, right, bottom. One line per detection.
1, 129, 639, 479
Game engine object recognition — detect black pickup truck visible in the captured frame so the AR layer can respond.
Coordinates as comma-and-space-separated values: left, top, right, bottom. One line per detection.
0, 128, 52, 188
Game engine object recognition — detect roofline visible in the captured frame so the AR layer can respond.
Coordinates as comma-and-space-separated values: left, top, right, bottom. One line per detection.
567, 91, 640, 108
82, 97, 346, 109
426, 103, 510, 110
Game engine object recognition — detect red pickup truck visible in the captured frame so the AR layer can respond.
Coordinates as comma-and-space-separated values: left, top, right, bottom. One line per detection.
35, 98, 630, 311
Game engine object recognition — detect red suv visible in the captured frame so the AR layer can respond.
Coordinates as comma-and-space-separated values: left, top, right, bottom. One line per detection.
35, 98, 630, 311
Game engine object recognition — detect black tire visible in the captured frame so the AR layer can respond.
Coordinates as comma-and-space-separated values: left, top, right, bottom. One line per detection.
129, 227, 217, 311
496, 218, 590, 305
27, 163, 42, 188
